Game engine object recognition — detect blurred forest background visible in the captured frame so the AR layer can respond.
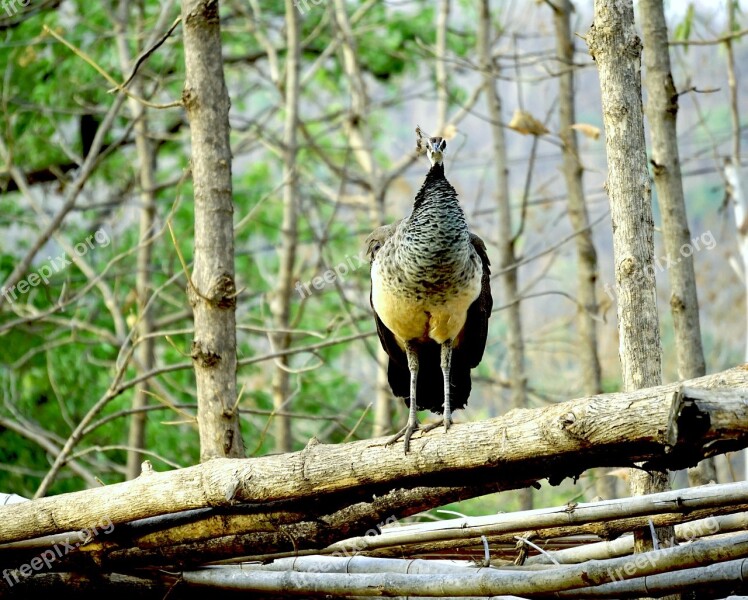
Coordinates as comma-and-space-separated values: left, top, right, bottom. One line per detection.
0, 0, 746, 513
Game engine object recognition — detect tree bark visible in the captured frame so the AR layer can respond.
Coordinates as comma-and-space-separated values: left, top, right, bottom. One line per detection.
351, 480, 748, 560
0, 482, 501, 571
115, 0, 158, 481
639, 0, 717, 492
5, 483, 748, 589
639, 0, 714, 491
478, 0, 531, 511
552, 0, 603, 400
726, 0, 741, 171
525, 510, 748, 565
586, 0, 675, 572
2, 365, 747, 547
356, 481, 748, 563
723, 0, 748, 484
182, 0, 244, 460
639, 0, 705, 381
551, 0, 611, 501
177, 540, 748, 597
7, 549, 748, 599
268, 0, 301, 453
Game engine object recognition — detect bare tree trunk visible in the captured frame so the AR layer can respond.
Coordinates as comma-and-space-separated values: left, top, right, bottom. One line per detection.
115, 1, 158, 480
553, 0, 602, 400
724, 0, 746, 362
723, 0, 748, 485
639, 0, 713, 489
551, 0, 610, 500
726, 0, 741, 173
182, 0, 244, 461
587, 0, 676, 582
728, 164, 748, 341
725, 162, 748, 484
478, 0, 531, 511
269, 0, 301, 453
332, 0, 375, 180
639, 0, 705, 380
329, 0, 394, 438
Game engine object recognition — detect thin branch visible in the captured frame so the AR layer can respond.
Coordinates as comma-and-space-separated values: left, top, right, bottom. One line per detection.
115, 16, 182, 91
669, 26, 748, 46
43, 26, 181, 109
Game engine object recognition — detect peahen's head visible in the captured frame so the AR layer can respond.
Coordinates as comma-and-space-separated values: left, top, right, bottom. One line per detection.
425, 136, 447, 167
415, 126, 447, 167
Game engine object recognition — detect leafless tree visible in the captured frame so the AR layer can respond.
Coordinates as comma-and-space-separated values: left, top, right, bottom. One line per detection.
639, 0, 713, 489
551, 0, 602, 400
182, 0, 244, 460
114, 0, 159, 480
268, 0, 302, 453
587, 1, 677, 586
478, 0, 531, 510
549, 0, 610, 500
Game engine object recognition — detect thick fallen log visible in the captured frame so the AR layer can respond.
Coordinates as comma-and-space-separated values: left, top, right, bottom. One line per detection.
0, 573, 170, 599
0, 483, 504, 570
9, 481, 745, 571
1, 366, 747, 551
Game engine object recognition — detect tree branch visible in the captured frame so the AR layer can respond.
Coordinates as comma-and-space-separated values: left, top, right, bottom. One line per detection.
1, 366, 748, 546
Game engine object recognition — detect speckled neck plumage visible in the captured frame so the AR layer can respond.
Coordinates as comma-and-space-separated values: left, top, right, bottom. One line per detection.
376, 162, 477, 295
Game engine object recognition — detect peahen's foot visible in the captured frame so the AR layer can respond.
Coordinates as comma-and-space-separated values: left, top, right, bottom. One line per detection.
385, 421, 419, 453
421, 414, 453, 435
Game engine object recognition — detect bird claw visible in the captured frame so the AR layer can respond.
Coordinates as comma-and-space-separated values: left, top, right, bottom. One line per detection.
421, 415, 453, 436
386, 422, 418, 453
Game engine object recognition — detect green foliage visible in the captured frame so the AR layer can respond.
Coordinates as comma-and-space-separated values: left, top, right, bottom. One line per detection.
733, 0, 743, 26
673, 3, 695, 46
0, 0, 738, 533
0, 0, 195, 495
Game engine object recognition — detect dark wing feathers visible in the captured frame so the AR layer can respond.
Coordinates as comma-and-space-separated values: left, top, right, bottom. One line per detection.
459, 233, 493, 368
385, 339, 472, 413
